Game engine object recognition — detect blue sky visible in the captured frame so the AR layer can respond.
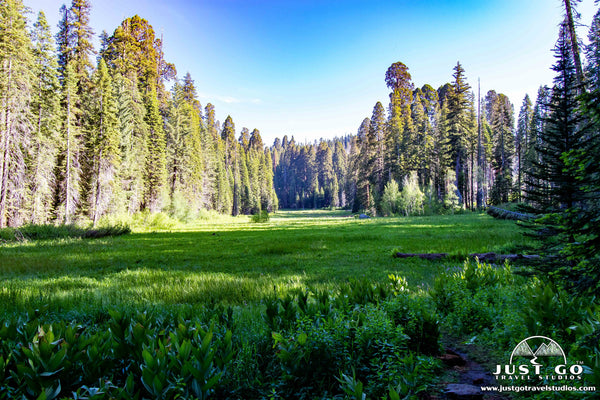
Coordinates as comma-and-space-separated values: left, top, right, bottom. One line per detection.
25, 0, 599, 144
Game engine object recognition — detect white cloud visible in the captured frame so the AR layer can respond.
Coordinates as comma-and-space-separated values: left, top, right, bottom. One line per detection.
198, 92, 262, 105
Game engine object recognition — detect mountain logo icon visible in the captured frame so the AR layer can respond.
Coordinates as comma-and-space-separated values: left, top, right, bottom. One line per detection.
509, 336, 567, 365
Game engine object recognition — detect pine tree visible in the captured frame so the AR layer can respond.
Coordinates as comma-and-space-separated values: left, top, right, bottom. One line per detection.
260, 148, 277, 211
87, 58, 120, 225
430, 102, 451, 201
446, 62, 473, 207
239, 127, 250, 151
201, 103, 218, 209
523, 86, 550, 201
556, 8, 600, 293
515, 94, 533, 202
316, 141, 334, 207
0, 0, 33, 227
367, 102, 385, 197
585, 8, 600, 91
166, 82, 190, 201
55, 62, 81, 223
332, 140, 347, 207
220, 115, 238, 214
489, 93, 514, 204
182, 72, 201, 111
249, 128, 264, 151
411, 91, 433, 187
521, 22, 585, 281
239, 151, 251, 213
353, 117, 371, 212
105, 15, 175, 97
98, 30, 110, 63
114, 72, 147, 214
56, 5, 73, 78
29, 11, 60, 224
221, 115, 236, 167
143, 84, 167, 212
70, 0, 95, 95
561, 93, 600, 293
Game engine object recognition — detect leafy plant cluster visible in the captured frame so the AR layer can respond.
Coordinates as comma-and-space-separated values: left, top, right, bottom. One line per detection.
248, 278, 441, 400
0, 307, 234, 400
0, 277, 442, 400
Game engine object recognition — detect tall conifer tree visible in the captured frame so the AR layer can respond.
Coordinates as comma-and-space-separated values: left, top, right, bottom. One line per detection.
385, 62, 413, 183
114, 72, 147, 214
143, 83, 167, 212
55, 62, 81, 223
515, 94, 533, 202
446, 62, 472, 206
521, 22, 585, 281
29, 11, 60, 224
0, 0, 33, 227
87, 58, 120, 224
489, 93, 514, 204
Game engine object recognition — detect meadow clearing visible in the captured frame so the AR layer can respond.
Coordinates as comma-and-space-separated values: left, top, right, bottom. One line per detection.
0, 210, 524, 315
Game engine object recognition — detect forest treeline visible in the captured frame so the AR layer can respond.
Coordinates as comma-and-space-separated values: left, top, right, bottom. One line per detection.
0, 0, 277, 228
271, 73, 522, 215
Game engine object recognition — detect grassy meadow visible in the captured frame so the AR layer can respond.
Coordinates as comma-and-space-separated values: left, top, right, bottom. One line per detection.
3, 211, 600, 399
0, 210, 526, 314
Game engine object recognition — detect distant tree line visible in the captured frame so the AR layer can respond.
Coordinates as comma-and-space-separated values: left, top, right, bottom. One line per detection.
272, 61, 520, 216
0, 0, 277, 228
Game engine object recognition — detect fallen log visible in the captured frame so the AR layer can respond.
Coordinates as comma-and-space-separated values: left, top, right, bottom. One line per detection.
393, 252, 540, 263
393, 252, 448, 260
468, 253, 541, 262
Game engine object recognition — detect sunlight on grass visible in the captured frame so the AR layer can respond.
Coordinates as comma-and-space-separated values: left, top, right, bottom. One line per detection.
0, 211, 531, 314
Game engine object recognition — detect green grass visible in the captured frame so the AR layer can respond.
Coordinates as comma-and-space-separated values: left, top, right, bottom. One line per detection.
0, 210, 529, 314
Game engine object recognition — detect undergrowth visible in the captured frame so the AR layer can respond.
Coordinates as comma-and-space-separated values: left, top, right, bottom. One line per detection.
430, 259, 600, 397
0, 223, 130, 243
0, 277, 443, 400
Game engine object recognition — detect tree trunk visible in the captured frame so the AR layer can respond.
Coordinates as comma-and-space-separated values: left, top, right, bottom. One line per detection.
65, 91, 72, 224
0, 58, 13, 228
476, 79, 483, 209
32, 95, 43, 224
564, 0, 585, 89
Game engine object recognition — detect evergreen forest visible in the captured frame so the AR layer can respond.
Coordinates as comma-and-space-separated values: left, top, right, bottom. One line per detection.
0, 0, 576, 226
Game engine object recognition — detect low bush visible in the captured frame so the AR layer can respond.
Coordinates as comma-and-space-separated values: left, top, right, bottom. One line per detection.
251, 210, 270, 223
131, 211, 179, 231
0, 223, 130, 243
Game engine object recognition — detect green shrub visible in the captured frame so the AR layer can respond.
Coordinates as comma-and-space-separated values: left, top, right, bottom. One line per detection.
131, 211, 179, 231
430, 260, 520, 336
251, 210, 270, 223
570, 306, 600, 387
384, 294, 440, 355
381, 179, 401, 216
520, 280, 589, 341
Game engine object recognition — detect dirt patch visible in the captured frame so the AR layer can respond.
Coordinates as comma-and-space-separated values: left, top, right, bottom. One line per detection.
434, 339, 511, 400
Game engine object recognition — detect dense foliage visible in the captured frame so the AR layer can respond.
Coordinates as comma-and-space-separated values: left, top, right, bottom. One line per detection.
0, 278, 444, 400
0, 0, 277, 229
